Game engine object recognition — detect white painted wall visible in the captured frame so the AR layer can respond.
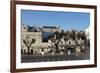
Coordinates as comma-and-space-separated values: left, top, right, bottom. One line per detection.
0, 0, 100, 73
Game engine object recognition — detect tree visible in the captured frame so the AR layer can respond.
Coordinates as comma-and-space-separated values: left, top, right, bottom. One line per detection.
70, 30, 76, 40
50, 31, 62, 53
23, 37, 36, 54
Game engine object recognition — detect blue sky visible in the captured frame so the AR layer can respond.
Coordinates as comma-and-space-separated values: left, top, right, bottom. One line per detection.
21, 10, 90, 31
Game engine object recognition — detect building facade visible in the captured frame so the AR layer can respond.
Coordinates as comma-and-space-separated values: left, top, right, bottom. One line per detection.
21, 24, 88, 55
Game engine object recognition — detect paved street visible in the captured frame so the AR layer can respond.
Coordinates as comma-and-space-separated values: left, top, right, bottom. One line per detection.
21, 50, 90, 63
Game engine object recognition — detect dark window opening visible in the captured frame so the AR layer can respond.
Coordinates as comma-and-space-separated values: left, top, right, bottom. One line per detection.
42, 32, 54, 42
